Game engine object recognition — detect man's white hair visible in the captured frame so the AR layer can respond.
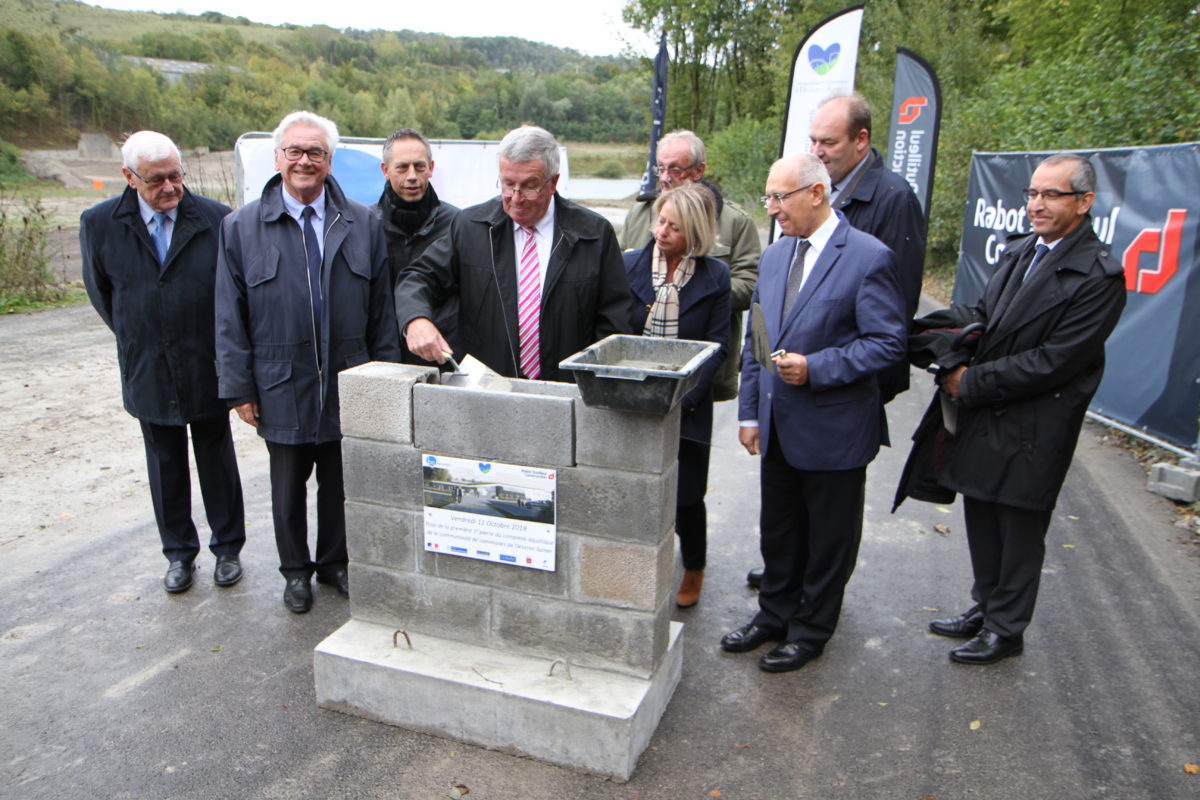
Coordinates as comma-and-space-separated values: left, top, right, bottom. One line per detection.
121, 130, 182, 170
272, 110, 340, 153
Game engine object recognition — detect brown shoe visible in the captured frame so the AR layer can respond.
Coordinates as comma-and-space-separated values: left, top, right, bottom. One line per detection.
675, 569, 704, 608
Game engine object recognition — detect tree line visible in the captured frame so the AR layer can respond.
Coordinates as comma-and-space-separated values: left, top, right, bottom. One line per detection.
1, 0, 1198, 275
626, 0, 1200, 270
0, 15, 651, 152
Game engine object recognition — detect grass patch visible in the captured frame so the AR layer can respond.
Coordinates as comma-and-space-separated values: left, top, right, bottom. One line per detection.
563, 142, 644, 178
1, 284, 88, 314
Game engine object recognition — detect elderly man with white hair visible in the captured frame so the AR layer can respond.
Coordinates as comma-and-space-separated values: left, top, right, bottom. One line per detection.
82, 130, 247, 595
396, 124, 630, 382
215, 110, 402, 614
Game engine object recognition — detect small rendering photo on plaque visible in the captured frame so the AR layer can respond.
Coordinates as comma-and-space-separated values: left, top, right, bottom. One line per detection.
422, 454, 557, 571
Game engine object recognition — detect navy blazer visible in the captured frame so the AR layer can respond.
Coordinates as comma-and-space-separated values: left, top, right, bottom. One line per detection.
624, 244, 731, 443
738, 214, 906, 470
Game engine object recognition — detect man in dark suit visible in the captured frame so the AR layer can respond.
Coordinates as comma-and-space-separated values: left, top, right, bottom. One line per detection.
396, 125, 630, 381
216, 111, 402, 613
909, 153, 1126, 664
721, 153, 906, 672
81, 130, 245, 594
745, 92, 927, 591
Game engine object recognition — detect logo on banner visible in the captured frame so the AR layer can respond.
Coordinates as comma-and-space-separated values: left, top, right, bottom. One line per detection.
1124, 209, 1187, 294
808, 43, 841, 75
898, 96, 928, 124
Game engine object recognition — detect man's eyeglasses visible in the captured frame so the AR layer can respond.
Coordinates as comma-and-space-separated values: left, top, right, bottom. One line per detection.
1022, 188, 1085, 201
280, 146, 329, 163
498, 179, 552, 201
760, 183, 815, 208
129, 168, 186, 187
653, 164, 695, 178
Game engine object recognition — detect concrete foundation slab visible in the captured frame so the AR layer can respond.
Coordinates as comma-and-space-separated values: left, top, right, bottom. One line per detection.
314, 618, 684, 781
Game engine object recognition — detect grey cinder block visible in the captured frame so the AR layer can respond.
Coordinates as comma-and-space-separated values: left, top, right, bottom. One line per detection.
491, 589, 669, 679
557, 462, 677, 544
345, 500, 419, 573
573, 532, 673, 612
576, 403, 680, 473
339, 362, 438, 443
341, 439, 425, 510
350, 563, 492, 642
413, 382, 575, 467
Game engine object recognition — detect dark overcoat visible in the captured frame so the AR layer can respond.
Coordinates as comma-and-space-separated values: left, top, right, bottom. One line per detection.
835, 147, 928, 401
899, 216, 1126, 511
215, 174, 402, 445
394, 195, 631, 382
623, 244, 730, 445
81, 186, 231, 425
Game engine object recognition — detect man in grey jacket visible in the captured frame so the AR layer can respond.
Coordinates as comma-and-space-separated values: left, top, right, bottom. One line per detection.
216, 111, 402, 613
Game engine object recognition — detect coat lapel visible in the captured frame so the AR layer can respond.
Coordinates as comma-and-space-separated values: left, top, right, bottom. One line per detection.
778, 219, 846, 340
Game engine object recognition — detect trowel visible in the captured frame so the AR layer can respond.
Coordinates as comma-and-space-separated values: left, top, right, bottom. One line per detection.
439, 353, 514, 391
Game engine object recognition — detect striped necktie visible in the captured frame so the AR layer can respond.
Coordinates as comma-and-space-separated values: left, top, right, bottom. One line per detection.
517, 226, 541, 379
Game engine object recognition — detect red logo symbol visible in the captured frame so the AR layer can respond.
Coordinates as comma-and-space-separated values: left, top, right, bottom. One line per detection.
898, 97, 928, 124
1123, 209, 1186, 294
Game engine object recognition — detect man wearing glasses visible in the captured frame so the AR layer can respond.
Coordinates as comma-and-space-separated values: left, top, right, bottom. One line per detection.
619, 129, 760, 403
397, 125, 629, 381
901, 153, 1125, 664
215, 111, 401, 613
721, 153, 906, 672
81, 130, 246, 595
746, 92, 928, 592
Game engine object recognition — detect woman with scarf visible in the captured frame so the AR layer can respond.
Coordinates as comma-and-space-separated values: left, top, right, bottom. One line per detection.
623, 183, 731, 608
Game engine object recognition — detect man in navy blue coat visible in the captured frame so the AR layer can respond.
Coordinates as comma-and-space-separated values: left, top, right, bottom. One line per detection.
745, 92, 927, 592
721, 153, 906, 672
216, 111, 402, 614
82, 130, 245, 594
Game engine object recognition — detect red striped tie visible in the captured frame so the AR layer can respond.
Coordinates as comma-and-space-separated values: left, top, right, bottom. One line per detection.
517, 226, 541, 379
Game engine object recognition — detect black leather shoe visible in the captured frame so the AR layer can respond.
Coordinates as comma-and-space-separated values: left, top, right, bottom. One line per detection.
213, 555, 243, 587
759, 642, 820, 673
929, 603, 985, 638
163, 560, 195, 594
720, 623, 782, 653
746, 567, 764, 590
283, 577, 313, 614
316, 568, 349, 598
949, 629, 1023, 665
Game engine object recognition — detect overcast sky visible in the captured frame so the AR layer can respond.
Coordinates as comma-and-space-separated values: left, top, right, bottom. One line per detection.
88, 0, 657, 57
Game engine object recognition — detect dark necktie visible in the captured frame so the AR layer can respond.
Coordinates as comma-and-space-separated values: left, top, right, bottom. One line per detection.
782, 239, 811, 321
1023, 243, 1050, 284
301, 206, 322, 327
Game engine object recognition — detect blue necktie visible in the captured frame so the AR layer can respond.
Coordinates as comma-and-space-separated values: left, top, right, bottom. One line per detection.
1023, 243, 1050, 284
151, 212, 170, 264
301, 206, 322, 326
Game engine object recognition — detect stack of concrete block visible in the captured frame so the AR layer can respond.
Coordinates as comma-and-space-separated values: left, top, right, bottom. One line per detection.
314, 361, 685, 780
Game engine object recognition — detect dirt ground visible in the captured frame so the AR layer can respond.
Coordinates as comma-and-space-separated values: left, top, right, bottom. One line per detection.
0, 303, 268, 552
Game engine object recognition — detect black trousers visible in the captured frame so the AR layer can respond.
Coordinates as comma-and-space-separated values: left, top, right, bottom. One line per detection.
962, 495, 1053, 638
265, 440, 347, 580
140, 416, 245, 564
752, 425, 865, 652
676, 437, 711, 571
